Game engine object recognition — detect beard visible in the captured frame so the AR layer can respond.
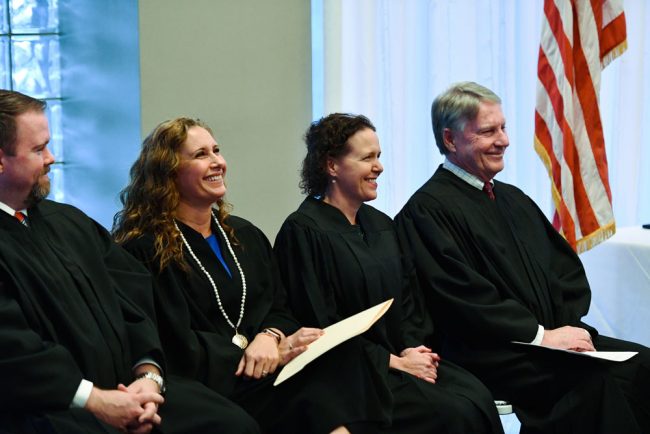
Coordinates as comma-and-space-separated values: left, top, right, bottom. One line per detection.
25, 175, 51, 207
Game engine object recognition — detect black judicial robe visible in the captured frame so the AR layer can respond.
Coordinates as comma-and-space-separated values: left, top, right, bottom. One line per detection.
0, 200, 260, 434
395, 167, 650, 434
273, 197, 504, 434
123, 215, 391, 434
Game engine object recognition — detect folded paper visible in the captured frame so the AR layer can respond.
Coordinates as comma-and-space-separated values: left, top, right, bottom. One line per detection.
274, 298, 394, 386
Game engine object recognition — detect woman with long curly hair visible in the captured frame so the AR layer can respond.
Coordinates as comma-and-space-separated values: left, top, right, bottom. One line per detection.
114, 118, 234, 272
114, 117, 390, 434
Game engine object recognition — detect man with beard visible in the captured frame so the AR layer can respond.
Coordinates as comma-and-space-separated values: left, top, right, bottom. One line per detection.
0, 90, 260, 434
395, 81, 650, 434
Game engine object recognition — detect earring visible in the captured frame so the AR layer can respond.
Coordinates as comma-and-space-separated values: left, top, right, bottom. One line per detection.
331, 179, 337, 184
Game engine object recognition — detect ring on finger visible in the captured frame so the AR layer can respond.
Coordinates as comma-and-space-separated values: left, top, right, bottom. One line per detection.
262, 370, 269, 376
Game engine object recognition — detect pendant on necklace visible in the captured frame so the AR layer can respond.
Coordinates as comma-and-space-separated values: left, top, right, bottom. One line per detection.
232, 333, 248, 349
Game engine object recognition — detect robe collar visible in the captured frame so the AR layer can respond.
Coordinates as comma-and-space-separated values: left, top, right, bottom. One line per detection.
442, 158, 492, 191
297, 196, 394, 238
0, 200, 28, 217
300, 196, 362, 231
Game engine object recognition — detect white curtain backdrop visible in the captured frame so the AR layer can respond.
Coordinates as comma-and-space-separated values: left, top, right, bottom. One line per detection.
312, 0, 650, 230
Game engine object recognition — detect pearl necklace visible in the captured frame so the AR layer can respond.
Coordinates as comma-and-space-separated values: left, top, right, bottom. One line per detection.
174, 212, 248, 349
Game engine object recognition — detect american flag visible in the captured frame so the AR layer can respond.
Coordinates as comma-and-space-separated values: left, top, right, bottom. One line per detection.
534, 0, 627, 252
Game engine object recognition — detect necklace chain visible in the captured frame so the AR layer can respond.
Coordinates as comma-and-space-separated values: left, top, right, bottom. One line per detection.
174, 212, 247, 333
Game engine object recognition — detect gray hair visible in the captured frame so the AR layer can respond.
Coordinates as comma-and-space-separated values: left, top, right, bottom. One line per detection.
431, 82, 501, 154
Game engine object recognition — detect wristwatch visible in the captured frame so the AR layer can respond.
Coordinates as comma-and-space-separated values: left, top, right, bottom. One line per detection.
260, 328, 282, 344
136, 371, 166, 395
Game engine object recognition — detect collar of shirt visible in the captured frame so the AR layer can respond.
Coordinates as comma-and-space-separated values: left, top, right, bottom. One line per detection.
0, 200, 28, 217
442, 159, 492, 190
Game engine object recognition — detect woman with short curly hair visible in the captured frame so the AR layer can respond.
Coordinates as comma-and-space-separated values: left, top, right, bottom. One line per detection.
275, 112, 505, 434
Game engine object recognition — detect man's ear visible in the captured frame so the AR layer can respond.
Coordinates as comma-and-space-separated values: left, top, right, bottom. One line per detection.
0, 148, 5, 173
442, 128, 456, 154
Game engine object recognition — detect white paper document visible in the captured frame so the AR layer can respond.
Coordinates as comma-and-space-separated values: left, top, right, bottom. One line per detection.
513, 341, 637, 362
274, 298, 394, 386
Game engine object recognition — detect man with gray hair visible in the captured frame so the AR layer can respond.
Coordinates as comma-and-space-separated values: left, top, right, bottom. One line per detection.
396, 81, 650, 433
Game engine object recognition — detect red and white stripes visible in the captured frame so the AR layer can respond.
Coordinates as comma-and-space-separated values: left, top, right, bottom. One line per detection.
534, 0, 626, 252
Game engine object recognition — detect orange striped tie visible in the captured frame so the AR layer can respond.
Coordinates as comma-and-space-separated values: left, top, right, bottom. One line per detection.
14, 211, 28, 226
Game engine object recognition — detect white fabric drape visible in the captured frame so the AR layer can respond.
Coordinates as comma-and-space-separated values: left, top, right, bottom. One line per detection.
313, 0, 650, 227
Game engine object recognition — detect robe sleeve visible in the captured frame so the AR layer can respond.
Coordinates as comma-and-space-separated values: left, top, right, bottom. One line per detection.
113, 280, 166, 367
398, 248, 436, 349
274, 218, 391, 373
396, 197, 540, 345
69, 215, 164, 368
0, 280, 82, 410
274, 218, 339, 328
249, 225, 299, 335
56, 205, 164, 369
98, 224, 165, 367
533, 200, 597, 336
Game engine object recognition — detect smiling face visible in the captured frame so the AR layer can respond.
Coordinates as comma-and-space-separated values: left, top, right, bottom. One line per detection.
175, 126, 227, 209
443, 101, 509, 182
327, 127, 383, 210
0, 110, 54, 209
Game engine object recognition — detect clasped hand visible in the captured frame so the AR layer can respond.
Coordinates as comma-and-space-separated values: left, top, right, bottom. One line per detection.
393, 345, 441, 384
235, 327, 323, 379
85, 378, 164, 434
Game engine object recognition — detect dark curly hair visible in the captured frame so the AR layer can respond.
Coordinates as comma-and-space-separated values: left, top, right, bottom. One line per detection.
300, 113, 376, 196
113, 117, 235, 272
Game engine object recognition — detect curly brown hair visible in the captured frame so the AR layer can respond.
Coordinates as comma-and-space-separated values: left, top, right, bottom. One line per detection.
300, 113, 376, 196
113, 117, 235, 272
